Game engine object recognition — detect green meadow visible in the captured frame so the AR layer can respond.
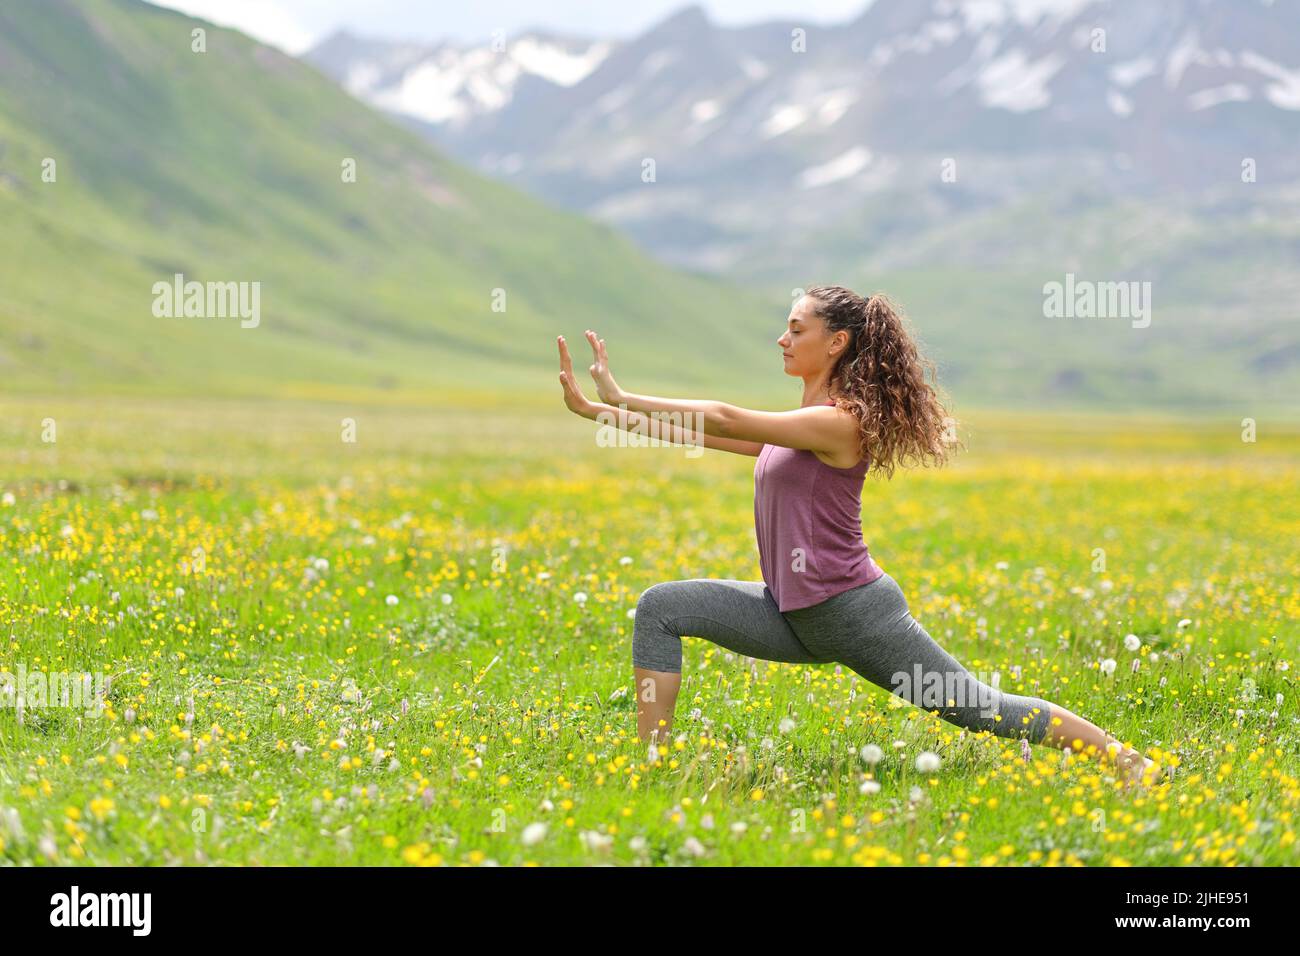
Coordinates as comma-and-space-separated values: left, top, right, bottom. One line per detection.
1, 396, 1296, 865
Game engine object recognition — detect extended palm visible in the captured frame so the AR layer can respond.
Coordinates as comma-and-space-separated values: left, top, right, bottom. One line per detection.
584, 330, 625, 405
556, 335, 595, 418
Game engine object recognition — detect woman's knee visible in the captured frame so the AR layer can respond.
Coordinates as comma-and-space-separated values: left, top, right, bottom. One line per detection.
631, 583, 683, 672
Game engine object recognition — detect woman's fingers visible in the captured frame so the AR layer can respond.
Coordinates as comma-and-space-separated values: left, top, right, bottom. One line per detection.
585, 329, 602, 365
557, 335, 576, 376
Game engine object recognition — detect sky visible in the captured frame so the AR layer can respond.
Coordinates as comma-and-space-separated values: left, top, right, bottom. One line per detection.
145, 0, 877, 55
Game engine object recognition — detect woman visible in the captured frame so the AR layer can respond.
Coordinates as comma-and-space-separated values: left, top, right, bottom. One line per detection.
557, 285, 1159, 789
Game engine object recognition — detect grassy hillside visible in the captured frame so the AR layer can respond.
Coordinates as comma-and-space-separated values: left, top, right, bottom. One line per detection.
727, 183, 1300, 414
0, 0, 792, 407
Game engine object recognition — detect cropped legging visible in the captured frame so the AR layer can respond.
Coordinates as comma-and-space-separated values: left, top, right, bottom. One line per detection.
631, 572, 1053, 744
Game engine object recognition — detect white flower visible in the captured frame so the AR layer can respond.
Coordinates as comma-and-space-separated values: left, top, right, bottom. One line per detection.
915, 751, 941, 773
1149, 652, 1159, 663
626, 608, 636, 619
385, 594, 398, 606
60, 524, 75, 538
573, 591, 588, 604
39, 834, 58, 860
0, 492, 14, 507
1277, 693, 1285, 708
372, 748, 386, 765
174, 587, 185, 599
647, 744, 661, 762
629, 835, 648, 852
1099, 579, 1114, 592
699, 814, 714, 830
1177, 618, 1192, 630
124, 707, 135, 724
140, 508, 158, 521
1234, 709, 1245, 719
683, 836, 707, 858
537, 572, 551, 581
730, 821, 748, 834
909, 785, 924, 804
441, 593, 452, 605
778, 717, 796, 733
1124, 634, 1141, 652
619, 556, 633, 566
860, 779, 881, 795
1, 807, 23, 841
579, 830, 613, 853
521, 822, 547, 847
314, 557, 329, 572
860, 744, 883, 765
539, 798, 554, 812
1099, 658, 1117, 676
995, 561, 1009, 570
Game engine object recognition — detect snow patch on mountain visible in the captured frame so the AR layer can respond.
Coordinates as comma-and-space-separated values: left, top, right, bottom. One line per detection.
1110, 57, 1156, 88
761, 104, 809, 138
512, 38, 611, 86
978, 49, 1065, 111
818, 88, 856, 125
797, 147, 872, 188
950, 0, 1095, 33
690, 99, 722, 123
1187, 84, 1252, 110
1240, 50, 1300, 109
1107, 88, 1133, 117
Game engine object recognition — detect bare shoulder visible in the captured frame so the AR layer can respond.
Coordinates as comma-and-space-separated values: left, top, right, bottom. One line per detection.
815, 402, 863, 469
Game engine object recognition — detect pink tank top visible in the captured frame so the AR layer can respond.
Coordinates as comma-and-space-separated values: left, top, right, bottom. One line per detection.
753, 401, 884, 611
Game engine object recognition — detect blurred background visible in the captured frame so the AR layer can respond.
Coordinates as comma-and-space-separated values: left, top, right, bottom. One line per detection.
1, 0, 1297, 414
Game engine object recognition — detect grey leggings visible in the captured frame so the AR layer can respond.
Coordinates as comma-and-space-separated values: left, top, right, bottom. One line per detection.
631, 572, 1053, 744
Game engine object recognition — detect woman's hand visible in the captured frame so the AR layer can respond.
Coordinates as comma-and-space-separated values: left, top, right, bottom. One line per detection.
557, 335, 598, 419
584, 330, 626, 405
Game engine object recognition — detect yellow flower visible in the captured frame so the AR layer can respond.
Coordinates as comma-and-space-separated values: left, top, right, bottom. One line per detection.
89, 796, 115, 821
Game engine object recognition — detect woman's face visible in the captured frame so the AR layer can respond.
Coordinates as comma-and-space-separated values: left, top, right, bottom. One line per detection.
778, 295, 842, 377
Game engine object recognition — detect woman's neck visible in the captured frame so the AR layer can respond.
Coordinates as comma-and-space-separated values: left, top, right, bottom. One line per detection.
800, 377, 837, 407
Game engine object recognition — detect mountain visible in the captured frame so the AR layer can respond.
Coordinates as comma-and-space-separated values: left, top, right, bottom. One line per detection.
307, 0, 1300, 411
0, 0, 784, 405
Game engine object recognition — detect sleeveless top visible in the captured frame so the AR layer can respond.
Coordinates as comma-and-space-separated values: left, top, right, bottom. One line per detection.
753, 400, 884, 612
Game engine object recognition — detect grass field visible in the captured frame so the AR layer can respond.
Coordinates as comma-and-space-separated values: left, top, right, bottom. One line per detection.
1, 395, 1297, 866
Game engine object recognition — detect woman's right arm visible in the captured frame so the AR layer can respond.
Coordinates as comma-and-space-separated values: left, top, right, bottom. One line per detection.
590, 402, 764, 457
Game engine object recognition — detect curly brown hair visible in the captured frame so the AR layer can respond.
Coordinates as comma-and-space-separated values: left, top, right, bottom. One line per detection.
802, 285, 963, 479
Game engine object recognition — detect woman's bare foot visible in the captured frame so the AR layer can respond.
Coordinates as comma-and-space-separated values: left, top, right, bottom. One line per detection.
1109, 743, 1165, 791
